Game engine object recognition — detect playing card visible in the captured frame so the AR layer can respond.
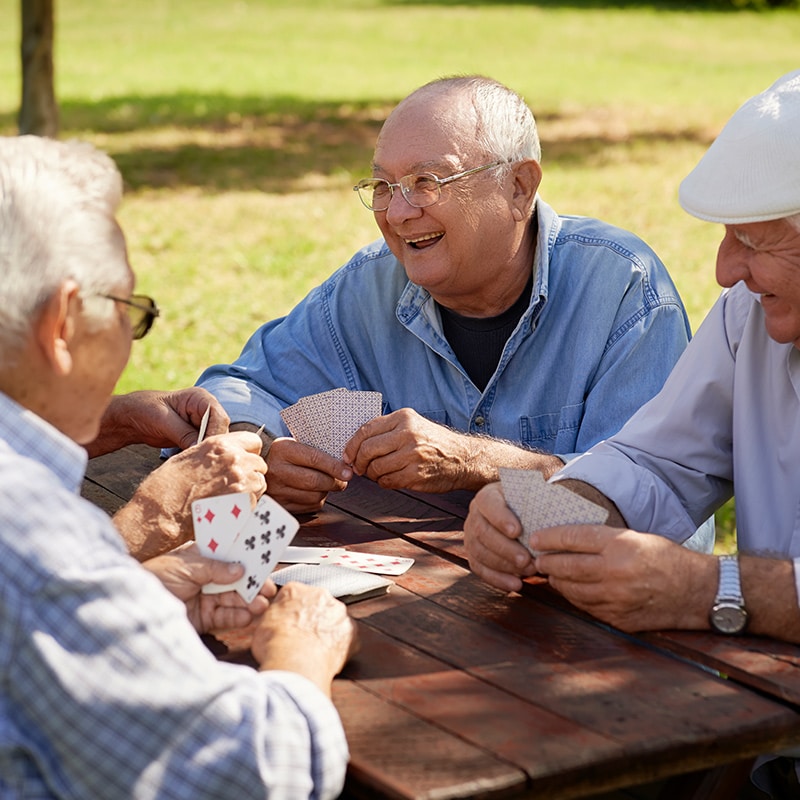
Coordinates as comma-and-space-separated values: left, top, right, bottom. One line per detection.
196, 403, 211, 446
192, 492, 251, 559
272, 563, 393, 604
280, 388, 382, 459
320, 549, 414, 576
281, 546, 347, 563
203, 494, 299, 602
498, 468, 608, 556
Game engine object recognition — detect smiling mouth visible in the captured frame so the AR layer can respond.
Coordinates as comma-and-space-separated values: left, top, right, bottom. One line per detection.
404, 232, 444, 249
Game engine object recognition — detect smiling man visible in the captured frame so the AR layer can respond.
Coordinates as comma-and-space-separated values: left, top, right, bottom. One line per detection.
463, 70, 800, 798
198, 75, 699, 522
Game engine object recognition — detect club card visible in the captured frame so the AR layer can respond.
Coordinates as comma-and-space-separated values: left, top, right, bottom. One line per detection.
498, 468, 608, 556
272, 563, 393, 604
191, 492, 251, 559
319, 549, 414, 576
202, 494, 300, 603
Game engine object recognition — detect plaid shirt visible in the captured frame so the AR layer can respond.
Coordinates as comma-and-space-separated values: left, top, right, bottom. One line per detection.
0, 392, 348, 799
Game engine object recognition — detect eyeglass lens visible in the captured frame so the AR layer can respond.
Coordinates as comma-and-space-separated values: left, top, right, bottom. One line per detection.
358, 174, 441, 211
128, 295, 158, 340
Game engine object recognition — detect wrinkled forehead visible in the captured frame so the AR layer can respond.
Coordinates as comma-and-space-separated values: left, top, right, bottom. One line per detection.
374, 89, 479, 171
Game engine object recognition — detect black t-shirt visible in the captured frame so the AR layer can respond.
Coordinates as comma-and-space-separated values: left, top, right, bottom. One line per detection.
438, 271, 534, 392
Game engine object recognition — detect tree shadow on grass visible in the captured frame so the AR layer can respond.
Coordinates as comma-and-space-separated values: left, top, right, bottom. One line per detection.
0, 91, 718, 193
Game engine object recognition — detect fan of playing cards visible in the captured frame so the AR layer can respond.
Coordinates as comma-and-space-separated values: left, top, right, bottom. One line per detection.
280, 388, 382, 458
192, 492, 300, 603
498, 468, 609, 556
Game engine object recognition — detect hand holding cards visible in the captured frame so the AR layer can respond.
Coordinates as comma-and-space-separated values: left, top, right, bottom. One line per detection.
280, 388, 382, 458
498, 468, 608, 556
192, 492, 299, 603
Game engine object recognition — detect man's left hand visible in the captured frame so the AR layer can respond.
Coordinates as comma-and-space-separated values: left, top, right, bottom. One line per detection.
144, 543, 276, 634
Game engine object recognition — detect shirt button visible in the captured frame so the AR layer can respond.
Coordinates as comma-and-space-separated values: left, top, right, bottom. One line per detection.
474, 416, 485, 427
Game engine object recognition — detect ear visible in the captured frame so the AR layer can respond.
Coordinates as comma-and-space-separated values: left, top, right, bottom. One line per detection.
510, 159, 542, 222
35, 280, 81, 377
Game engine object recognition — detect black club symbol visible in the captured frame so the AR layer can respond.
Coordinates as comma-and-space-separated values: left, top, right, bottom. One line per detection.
261, 550, 271, 564
257, 510, 271, 525
276, 524, 286, 539
260, 531, 272, 545
247, 576, 258, 589
244, 536, 256, 550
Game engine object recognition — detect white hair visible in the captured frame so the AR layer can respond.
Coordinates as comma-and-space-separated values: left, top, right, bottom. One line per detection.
0, 136, 129, 355
401, 75, 541, 173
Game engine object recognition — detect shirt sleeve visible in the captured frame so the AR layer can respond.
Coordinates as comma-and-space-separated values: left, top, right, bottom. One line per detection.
555, 289, 738, 541
2, 491, 348, 800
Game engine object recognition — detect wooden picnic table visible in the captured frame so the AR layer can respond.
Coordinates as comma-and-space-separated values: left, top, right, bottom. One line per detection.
83, 445, 800, 800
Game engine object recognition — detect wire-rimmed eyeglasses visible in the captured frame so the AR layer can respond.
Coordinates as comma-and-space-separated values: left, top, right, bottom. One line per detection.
102, 294, 160, 340
353, 160, 505, 212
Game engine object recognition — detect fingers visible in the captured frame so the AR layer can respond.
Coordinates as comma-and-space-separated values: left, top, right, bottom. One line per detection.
264, 439, 350, 512
464, 483, 531, 592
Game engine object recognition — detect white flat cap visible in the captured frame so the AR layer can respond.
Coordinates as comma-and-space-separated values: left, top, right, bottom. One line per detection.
679, 69, 800, 224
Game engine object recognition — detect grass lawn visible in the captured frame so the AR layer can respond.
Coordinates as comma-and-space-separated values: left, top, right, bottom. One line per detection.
2, 0, 798, 548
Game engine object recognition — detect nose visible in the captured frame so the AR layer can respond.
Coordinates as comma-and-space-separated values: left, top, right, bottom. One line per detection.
383, 185, 424, 226
716, 227, 752, 288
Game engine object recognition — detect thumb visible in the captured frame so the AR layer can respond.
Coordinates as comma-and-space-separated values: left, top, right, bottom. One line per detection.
200, 558, 245, 586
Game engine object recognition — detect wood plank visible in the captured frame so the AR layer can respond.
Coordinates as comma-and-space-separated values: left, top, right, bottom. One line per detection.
643, 629, 800, 705
82, 444, 162, 514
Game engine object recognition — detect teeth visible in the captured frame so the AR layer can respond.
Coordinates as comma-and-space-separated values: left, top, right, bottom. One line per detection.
405, 232, 442, 244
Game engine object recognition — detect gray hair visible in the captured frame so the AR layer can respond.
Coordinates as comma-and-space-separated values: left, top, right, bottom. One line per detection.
404, 75, 542, 169
0, 136, 129, 354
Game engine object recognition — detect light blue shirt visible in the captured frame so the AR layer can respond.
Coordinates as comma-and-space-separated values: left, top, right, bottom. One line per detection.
557, 281, 800, 556
198, 199, 692, 463
0, 392, 348, 799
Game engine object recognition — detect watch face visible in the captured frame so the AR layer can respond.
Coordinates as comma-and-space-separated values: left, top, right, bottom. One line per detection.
711, 602, 748, 635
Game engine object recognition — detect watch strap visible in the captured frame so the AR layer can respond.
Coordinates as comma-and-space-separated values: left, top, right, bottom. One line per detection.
715, 554, 744, 604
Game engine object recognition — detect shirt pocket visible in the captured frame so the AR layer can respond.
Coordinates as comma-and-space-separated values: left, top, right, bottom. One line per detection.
519, 402, 584, 453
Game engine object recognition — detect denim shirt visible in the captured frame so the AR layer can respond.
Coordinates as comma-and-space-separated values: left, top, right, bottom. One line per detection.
198, 198, 691, 462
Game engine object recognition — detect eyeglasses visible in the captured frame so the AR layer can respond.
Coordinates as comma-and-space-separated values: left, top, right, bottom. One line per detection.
102, 294, 160, 340
353, 160, 505, 212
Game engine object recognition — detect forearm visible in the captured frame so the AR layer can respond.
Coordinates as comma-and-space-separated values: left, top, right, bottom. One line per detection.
85, 395, 137, 458
455, 436, 567, 490
740, 555, 800, 644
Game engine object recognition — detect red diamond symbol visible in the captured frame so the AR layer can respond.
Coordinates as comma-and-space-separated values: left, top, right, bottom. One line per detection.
208, 538, 219, 553
231, 505, 243, 519
204, 510, 215, 523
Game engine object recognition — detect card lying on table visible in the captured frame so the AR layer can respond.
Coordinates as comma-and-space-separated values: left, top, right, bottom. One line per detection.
498, 468, 608, 557
272, 563, 393, 604
280, 388, 383, 459
192, 493, 299, 603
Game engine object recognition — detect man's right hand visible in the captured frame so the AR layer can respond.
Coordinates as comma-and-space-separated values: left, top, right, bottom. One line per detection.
265, 438, 351, 513
251, 582, 359, 697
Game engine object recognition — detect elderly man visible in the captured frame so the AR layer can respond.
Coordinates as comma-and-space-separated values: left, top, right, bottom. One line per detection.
464, 70, 800, 798
0, 135, 357, 799
197, 75, 699, 523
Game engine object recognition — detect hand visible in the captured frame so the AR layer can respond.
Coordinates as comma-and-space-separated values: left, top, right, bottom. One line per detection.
530, 525, 717, 633
251, 582, 359, 697
343, 408, 474, 492
264, 438, 351, 513
464, 482, 537, 592
87, 389, 229, 457
114, 431, 268, 560
144, 542, 277, 634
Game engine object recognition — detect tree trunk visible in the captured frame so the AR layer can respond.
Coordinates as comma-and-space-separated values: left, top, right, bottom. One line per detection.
18, 0, 58, 137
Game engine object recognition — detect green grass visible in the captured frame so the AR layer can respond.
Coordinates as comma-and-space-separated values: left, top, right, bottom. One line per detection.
3, 0, 798, 550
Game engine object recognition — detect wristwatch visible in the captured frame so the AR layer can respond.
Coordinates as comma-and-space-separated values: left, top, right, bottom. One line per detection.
709, 555, 748, 635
